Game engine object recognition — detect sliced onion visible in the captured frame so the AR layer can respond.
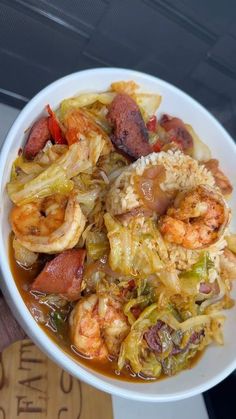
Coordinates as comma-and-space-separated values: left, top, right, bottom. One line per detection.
185, 124, 211, 162
135, 165, 173, 214
13, 237, 38, 267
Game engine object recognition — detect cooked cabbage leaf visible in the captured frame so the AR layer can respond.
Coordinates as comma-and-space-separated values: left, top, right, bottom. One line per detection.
135, 93, 162, 121
118, 304, 161, 374
60, 92, 116, 120
104, 213, 163, 276
185, 124, 211, 162
118, 300, 223, 377
7, 143, 91, 205
180, 253, 214, 295
86, 231, 109, 260
124, 295, 150, 325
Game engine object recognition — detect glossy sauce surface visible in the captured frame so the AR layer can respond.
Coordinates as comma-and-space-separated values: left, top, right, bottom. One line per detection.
9, 234, 203, 382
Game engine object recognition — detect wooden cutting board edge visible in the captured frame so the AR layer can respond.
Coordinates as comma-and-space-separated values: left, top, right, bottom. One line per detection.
0, 338, 114, 419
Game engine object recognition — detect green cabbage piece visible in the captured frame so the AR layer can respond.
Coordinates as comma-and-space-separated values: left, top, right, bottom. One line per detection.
118, 304, 162, 375
180, 253, 214, 295
60, 92, 116, 121
104, 214, 163, 277
118, 301, 215, 377
134, 93, 162, 121
76, 188, 100, 216
86, 231, 109, 260
161, 348, 197, 376
124, 295, 150, 325
8, 165, 73, 205
141, 352, 162, 378
7, 143, 90, 205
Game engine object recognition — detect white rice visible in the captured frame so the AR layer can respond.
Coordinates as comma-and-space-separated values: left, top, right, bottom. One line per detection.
106, 150, 215, 215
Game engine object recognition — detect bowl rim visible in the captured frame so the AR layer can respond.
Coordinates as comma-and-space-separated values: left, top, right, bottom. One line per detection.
1, 67, 236, 402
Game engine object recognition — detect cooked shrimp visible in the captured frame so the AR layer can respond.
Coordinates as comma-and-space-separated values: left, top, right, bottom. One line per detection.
63, 108, 113, 156
70, 294, 129, 360
70, 294, 108, 360
10, 192, 86, 253
98, 295, 130, 356
159, 185, 229, 249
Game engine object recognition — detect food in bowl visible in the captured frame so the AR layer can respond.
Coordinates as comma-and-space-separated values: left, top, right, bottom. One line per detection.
7, 79, 236, 381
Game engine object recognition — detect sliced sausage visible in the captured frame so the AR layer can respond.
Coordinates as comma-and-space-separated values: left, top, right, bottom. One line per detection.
31, 249, 86, 301
160, 114, 193, 152
204, 159, 233, 196
107, 93, 152, 159
24, 117, 51, 160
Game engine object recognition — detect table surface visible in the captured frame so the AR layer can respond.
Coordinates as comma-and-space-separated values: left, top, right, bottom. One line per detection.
0, 103, 209, 419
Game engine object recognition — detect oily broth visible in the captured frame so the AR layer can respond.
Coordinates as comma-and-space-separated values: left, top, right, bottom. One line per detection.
9, 234, 140, 381
9, 234, 203, 382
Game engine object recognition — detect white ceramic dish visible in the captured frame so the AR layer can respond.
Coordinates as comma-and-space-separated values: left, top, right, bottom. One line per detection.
0, 68, 236, 402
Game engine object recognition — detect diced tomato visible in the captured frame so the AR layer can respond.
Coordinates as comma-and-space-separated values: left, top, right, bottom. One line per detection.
151, 140, 162, 152
146, 115, 157, 132
46, 104, 67, 144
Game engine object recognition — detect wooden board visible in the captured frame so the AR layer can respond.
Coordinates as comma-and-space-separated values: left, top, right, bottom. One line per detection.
0, 339, 113, 419
0, 294, 26, 352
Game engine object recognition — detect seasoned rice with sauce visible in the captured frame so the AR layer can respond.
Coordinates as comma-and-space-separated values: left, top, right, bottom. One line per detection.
106, 150, 215, 216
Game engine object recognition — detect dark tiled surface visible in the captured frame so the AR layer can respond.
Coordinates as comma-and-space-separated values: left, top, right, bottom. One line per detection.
163, 0, 236, 37
0, 0, 236, 140
204, 372, 236, 419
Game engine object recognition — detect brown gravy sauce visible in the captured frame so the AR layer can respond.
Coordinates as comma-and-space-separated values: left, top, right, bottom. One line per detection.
9, 234, 203, 382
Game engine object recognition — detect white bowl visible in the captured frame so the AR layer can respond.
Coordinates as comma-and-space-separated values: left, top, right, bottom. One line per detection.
0, 68, 236, 402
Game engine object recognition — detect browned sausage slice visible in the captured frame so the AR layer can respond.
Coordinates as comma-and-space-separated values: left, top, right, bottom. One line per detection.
31, 249, 86, 301
24, 117, 51, 160
160, 114, 193, 153
107, 93, 152, 159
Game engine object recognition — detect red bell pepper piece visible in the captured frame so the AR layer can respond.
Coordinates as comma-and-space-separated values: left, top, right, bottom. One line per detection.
146, 115, 157, 132
46, 104, 67, 144
152, 140, 162, 152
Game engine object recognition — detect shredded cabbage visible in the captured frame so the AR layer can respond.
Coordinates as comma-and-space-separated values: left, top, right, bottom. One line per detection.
86, 231, 109, 260
7, 143, 91, 205
124, 295, 150, 325
118, 299, 223, 376
135, 93, 162, 121
76, 188, 100, 216
180, 253, 214, 295
118, 304, 161, 374
59, 92, 116, 120
185, 124, 211, 162
88, 133, 105, 165
104, 214, 163, 276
